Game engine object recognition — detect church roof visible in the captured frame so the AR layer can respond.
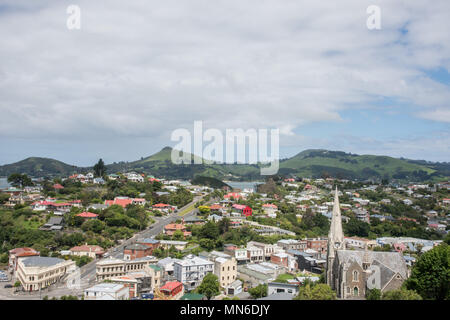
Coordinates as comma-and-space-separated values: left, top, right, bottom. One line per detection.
336, 249, 407, 279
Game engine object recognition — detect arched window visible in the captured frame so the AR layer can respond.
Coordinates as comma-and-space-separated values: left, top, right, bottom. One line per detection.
353, 287, 359, 296
353, 270, 358, 281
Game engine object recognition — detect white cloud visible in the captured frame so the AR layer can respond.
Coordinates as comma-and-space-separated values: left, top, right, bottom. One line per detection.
0, 0, 449, 164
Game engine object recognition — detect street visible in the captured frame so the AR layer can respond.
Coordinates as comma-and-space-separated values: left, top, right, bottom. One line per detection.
4, 194, 213, 299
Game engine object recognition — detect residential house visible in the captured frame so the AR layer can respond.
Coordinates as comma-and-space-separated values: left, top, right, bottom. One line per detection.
69, 245, 105, 259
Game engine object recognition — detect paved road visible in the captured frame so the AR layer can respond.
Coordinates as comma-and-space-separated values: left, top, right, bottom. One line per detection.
77, 195, 205, 285
3, 195, 214, 300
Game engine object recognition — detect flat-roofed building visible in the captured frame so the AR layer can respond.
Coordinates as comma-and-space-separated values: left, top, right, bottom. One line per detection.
17, 256, 76, 292
95, 256, 158, 281
84, 283, 129, 300
277, 239, 307, 252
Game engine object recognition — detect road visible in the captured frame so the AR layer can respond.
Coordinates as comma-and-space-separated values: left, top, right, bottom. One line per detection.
78, 195, 205, 285
1, 195, 207, 300
3, 194, 220, 300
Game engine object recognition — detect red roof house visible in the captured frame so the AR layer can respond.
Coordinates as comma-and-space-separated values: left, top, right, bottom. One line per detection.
76, 212, 99, 219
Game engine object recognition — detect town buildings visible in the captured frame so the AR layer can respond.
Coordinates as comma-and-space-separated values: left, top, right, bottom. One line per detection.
16, 256, 76, 292
173, 255, 214, 291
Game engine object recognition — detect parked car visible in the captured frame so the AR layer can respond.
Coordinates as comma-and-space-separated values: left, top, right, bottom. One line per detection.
4, 284, 12, 288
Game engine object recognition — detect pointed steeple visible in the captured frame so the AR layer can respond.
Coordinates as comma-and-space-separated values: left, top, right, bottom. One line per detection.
328, 187, 345, 257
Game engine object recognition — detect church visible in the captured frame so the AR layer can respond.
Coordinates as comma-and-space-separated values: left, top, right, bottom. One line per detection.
326, 188, 408, 299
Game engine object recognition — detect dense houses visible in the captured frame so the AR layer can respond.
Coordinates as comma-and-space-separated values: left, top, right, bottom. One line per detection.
1, 172, 449, 300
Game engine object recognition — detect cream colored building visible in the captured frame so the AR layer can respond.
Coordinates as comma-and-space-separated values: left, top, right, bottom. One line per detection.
199, 251, 237, 288
95, 256, 158, 281
17, 256, 76, 292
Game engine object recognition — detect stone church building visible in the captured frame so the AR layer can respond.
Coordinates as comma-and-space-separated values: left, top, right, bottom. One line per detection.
326, 188, 408, 299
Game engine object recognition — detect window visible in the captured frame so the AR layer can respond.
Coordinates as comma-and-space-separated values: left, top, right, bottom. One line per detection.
353, 270, 358, 281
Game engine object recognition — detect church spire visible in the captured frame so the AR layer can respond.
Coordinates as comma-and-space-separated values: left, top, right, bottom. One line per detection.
326, 186, 345, 288
328, 187, 345, 256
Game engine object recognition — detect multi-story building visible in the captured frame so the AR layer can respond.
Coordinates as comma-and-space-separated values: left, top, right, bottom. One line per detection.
246, 245, 264, 263
110, 265, 162, 298
173, 255, 214, 291
270, 252, 298, 272
123, 243, 154, 261
16, 256, 76, 292
247, 241, 279, 261
307, 238, 328, 257
277, 239, 307, 252
95, 256, 158, 281
8, 247, 40, 276
199, 251, 237, 288
137, 238, 160, 254
224, 244, 248, 264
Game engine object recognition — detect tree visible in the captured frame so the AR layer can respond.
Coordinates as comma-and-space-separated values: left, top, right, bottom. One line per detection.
7, 173, 33, 188
173, 229, 184, 240
93, 158, 106, 177
295, 283, 336, 300
405, 243, 449, 300
197, 273, 220, 300
0, 193, 10, 204
200, 221, 219, 239
248, 284, 267, 299
366, 288, 381, 300
381, 288, 422, 300
198, 205, 211, 215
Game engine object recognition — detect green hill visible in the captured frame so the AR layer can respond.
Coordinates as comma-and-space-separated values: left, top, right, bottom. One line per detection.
1, 148, 448, 182
278, 149, 444, 181
0, 157, 80, 177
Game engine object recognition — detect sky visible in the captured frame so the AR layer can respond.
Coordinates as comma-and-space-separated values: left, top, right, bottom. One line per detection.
0, 0, 449, 166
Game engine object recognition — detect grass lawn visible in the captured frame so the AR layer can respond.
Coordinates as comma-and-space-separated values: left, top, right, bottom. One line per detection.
178, 202, 197, 217
275, 273, 295, 283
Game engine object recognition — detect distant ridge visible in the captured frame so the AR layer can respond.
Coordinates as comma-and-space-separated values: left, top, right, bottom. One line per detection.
0, 147, 449, 182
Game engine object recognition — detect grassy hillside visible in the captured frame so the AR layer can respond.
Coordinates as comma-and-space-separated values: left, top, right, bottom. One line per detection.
279, 149, 441, 181
1, 148, 448, 182
0, 157, 80, 177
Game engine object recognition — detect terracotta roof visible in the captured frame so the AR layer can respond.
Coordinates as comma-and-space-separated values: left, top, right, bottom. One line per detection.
165, 224, 185, 231
153, 203, 170, 207
160, 281, 183, 292
76, 212, 99, 218
105, 198, 133, 208
9, 247, 40, 257
70, 245, 104, 253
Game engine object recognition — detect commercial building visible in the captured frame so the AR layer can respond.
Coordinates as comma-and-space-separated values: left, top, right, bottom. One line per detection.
173, 255, 214, 291
16, 256, 76, 292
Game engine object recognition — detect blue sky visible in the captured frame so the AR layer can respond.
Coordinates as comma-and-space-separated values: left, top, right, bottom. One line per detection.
0, 0, 449, 166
